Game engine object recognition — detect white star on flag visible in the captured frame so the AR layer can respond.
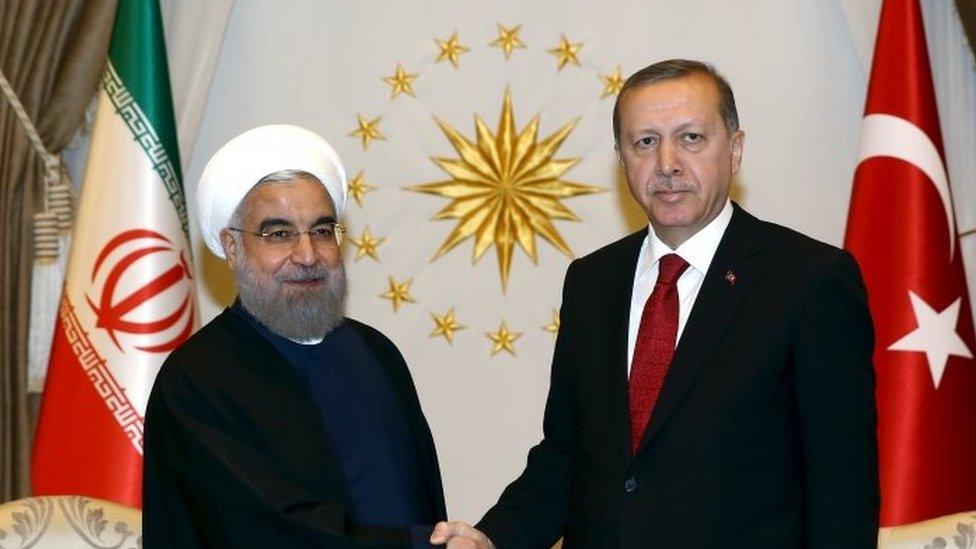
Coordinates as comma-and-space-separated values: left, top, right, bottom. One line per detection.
887, 291, 973, 389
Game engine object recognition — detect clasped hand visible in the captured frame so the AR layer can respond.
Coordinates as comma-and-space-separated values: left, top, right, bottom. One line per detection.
429, 521, 495, 548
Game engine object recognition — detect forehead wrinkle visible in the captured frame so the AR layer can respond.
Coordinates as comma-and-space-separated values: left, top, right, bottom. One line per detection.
243, 179, 336, 223
672, 119, 707, 133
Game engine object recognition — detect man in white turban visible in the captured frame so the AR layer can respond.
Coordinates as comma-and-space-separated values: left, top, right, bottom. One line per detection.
143, 125, 446, 548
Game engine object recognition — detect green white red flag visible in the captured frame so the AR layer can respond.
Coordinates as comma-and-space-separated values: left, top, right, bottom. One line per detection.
32, 0, 196, 508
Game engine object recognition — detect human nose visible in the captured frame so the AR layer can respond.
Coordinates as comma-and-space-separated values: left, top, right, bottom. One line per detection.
656, 139, 681, 177
289, 232, 317, 266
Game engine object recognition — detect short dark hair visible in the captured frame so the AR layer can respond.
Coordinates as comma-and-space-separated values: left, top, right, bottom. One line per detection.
612, 59, 739, 143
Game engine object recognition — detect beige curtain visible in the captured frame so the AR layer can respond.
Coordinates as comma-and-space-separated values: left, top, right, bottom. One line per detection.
0, 0, 117, 502
958, 0, 976, 59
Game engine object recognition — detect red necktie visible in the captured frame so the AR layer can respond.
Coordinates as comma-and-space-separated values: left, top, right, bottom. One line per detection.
629, 253, 689, 454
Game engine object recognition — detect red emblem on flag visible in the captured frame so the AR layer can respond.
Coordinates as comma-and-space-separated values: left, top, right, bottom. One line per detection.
85, 229, 194, 353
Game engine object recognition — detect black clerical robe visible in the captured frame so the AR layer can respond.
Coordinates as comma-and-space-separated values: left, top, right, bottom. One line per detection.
143, 308, 446, 548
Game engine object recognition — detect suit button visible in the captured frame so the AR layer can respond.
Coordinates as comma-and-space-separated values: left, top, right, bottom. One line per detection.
624, 477, 637, 493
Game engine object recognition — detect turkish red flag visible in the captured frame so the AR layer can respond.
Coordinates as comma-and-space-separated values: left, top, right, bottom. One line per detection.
845, 0, 976, 526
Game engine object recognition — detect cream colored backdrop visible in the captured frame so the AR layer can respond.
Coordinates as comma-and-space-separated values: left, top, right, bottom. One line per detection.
36, 0, 975, 524
189, 0, 864, 521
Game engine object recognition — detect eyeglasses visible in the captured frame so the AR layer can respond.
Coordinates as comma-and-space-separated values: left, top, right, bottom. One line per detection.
227, 222, 346, 249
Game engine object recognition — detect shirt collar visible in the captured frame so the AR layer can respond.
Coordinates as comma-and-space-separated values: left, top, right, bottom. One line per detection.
638, 199, 733, 279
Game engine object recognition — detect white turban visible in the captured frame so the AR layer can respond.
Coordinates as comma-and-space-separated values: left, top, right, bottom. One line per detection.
195, 124, 347, 258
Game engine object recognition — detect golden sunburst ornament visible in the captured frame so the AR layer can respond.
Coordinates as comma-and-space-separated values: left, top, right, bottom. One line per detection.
410, 88, 601, 289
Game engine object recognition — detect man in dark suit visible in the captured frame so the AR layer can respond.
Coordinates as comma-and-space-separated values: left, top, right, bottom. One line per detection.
431, 59, 879, 548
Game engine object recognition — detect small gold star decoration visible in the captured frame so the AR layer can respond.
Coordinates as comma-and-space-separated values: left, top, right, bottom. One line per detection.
435, 31, 469, 68
543, 309, 560, 336
490, 23, 526, 59
410, 88, 602, 289
600, 66, 625, 98
548, 34, 583, 71
349, 114, 385, 150
347, 171, 377, 207
430, 308, 465, 343
349, 227, 386, 261
380, 276, 415, 311
486, 320, 522, 356
383, 62, 418, 98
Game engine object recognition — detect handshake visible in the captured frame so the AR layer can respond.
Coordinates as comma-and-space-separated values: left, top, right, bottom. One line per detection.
428, 521, 495, 548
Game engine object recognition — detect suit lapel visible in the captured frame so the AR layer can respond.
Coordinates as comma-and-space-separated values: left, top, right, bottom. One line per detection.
597, 230, 647, 466
637, 205, 771, 453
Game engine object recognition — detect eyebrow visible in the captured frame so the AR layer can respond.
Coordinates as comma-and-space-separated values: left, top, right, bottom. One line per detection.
257, 216, 337, 232
631, 119, 704, 136
257, 218, 292, 232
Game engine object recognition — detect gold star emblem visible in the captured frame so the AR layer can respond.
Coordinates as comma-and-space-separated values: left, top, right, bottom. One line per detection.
430, 308, 465, 343
435, 31, 469, 68
486, 320, 522, 356
410, 88, 602, 289
548, 34, 583, 71
347, 171, 377, 207
543, 309, 560, 336
349, 227, 386, 261
383, 62, 418, 98
490, 23, 526, 59
349, 114, 385, 150
380, 276, 415, 311
599, 66, 625, 98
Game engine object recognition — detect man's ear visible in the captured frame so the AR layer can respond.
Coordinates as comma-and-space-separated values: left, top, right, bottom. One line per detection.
730, 130, 745, 175
220, 228, 239, 269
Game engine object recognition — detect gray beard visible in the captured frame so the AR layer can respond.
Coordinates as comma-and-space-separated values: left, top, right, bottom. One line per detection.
234, 259, 347, 342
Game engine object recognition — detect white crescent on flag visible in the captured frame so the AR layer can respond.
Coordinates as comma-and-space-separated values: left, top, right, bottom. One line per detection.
857, 113, 955, 258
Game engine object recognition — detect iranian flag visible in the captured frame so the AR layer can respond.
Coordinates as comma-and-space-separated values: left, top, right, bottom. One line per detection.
844, 0, 976, 526
31, 0, 196, 508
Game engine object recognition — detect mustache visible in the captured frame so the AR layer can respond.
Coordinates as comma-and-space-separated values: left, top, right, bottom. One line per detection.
649, 176, 692, 192
235, 259, 347, 341
275, 264, 332, 284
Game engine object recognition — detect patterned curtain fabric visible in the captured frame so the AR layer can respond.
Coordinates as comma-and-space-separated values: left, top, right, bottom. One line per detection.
0, 0, 117, 502
958, 0, 976, 59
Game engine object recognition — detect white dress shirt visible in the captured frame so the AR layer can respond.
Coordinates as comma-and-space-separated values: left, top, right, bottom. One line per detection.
627, 200, 733, 375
